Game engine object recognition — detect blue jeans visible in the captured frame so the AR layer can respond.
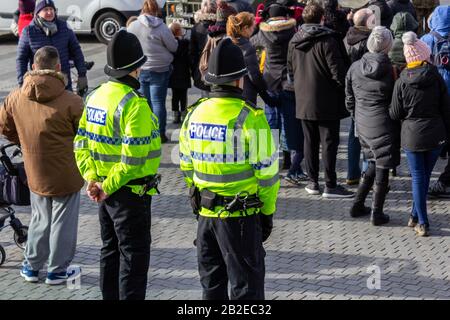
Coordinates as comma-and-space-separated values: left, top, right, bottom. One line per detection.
347, 119, 362, 180
139, 70, 170, 135
264, 104, 281, 131
405, 147, 442, 225
278, 91, 304, 175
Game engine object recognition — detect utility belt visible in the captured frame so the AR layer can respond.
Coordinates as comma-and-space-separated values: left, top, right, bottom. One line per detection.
101, 174, 162, 197
189, 186, 263, 218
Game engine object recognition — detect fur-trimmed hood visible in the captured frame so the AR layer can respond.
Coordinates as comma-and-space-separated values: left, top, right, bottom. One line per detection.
258, 18, 296, 45
259, 18, 296, 33
22, 69, 67, 103
194, 11, 217, 24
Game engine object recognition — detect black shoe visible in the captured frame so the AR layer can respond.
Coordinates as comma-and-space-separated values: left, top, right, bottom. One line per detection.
284, 173, 302, 186
350, 203, 371, 218
390, 168, 397, 177
322, 185, 354, 198
428, 181, 450, 198
305, 182, 320, 195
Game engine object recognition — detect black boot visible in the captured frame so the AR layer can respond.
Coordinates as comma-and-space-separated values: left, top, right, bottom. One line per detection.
350, 174, 374, 218
370, 183, 390, 226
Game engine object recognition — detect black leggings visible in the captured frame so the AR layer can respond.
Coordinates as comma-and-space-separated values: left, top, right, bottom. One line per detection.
172, 88, 188, 112
365, 161, 389, 185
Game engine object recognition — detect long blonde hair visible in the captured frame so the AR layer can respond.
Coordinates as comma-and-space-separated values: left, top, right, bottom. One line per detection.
226, 12, 254, 42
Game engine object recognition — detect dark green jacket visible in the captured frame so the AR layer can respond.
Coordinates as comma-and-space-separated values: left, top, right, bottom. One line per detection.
388, 12, 419, 69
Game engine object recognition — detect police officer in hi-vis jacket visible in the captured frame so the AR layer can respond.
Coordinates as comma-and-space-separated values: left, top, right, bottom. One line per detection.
179, 38, 280, 300
74, 29, 161, 300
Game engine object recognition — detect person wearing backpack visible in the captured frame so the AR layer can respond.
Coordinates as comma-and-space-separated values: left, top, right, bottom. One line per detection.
422, 5, 450, 199
198, 1, 237, 90
421, 5, 450, 94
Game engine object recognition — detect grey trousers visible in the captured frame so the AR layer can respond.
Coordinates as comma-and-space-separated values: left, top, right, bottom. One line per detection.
24, 191, 80, 273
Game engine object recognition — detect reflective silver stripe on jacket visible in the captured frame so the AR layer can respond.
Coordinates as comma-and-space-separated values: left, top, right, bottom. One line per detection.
74, 140, 88, 149
233, 106, 250, 162
121, 149, 162, 165
194, 170, 254, 183
113, 91, 137, 138
182, 170, 194, 179
257, 174, 279, 187
89, 149, 161, 165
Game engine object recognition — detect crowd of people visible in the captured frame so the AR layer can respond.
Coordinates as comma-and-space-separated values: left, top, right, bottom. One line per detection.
0, 0, 449, 301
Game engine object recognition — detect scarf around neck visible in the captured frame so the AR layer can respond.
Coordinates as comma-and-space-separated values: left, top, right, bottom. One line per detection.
35, 16, 58, 36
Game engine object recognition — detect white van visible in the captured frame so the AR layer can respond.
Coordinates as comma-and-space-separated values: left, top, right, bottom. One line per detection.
0, 0, 165, 43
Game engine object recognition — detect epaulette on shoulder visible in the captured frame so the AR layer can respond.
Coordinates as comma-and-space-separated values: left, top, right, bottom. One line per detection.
244, 99, 262, 111
133, 89, 145, 98
84, 84, 102, 103
187, 97, 209, 111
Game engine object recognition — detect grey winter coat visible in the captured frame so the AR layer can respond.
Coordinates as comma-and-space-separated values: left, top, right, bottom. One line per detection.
128, 15, 178, 72
345, 52, 400, 168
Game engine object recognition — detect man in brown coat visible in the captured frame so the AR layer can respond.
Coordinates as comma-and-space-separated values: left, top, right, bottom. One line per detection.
0, 46, 84, 285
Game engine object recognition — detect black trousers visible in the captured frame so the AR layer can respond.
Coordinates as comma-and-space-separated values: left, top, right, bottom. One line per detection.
197, 214, 265, 300
172, 88, 188, 112
302, 119, 340, 187
98, 187, 151, 300
438, 157, 450, 186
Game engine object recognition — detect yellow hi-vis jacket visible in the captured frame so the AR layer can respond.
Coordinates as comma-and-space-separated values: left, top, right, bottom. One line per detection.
179, 96, 280, 218
74, 80, 161, 196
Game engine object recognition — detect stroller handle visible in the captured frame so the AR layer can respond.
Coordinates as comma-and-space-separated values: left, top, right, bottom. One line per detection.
0, 144, 21, 175
0, 143, 19, 156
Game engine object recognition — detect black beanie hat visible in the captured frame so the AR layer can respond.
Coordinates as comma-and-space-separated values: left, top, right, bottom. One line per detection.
262, 3, 291, 20
204, 38, 247, 85
34, 0, 55, 15
104, 29, 147, 78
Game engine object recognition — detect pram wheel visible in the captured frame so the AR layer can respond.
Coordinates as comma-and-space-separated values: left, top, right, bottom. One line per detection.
0, 245, 5, 265
13, 226, 28, 250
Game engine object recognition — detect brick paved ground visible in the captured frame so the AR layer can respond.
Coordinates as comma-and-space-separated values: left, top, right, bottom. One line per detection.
1, 34, 450, 300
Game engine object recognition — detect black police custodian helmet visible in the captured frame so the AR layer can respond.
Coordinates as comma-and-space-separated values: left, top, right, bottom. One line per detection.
104, 29, 147, 78
204, 38, 248, 85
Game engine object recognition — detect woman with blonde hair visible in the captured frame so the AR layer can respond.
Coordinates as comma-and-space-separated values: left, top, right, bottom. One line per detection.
226, 12, 273, 106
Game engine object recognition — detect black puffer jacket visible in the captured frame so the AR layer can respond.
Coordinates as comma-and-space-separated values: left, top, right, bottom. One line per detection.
345, 52, 400, 168
390, 63, 450, 152
288, 24, 350, 121
344, 26, 371, 64
235, 37, 270, 105
387, 0, 417, 20
190, 14, 215, 90
250, 18, 297, 92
